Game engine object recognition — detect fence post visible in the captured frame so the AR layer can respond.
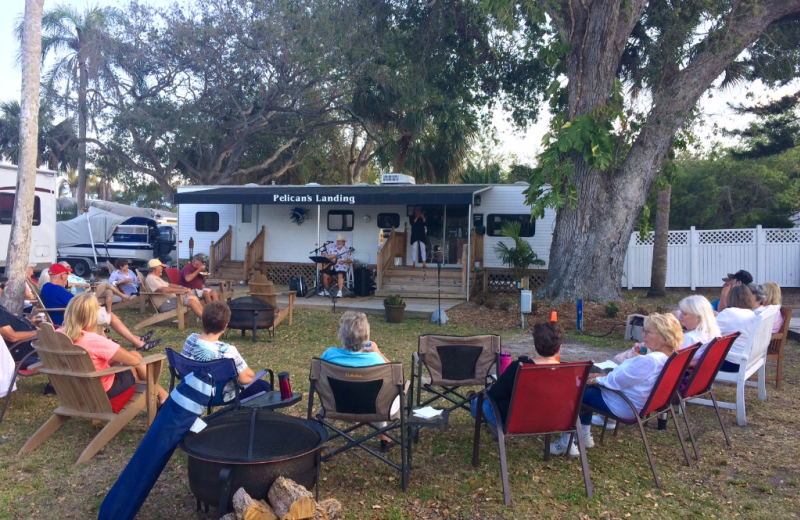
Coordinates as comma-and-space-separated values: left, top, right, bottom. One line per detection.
690, 226, 698, 291
756, 225, 766, 284
625, 234, 633, 290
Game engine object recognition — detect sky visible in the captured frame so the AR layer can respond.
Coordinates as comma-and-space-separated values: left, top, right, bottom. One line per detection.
0, 0, 797, 167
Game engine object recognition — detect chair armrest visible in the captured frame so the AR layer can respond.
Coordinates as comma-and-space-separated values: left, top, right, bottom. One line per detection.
403, 380, 411, 395
412, 351, 420, 363
41, 364, 134, 378
590, 385, 640, 419
138, 354, 167, 366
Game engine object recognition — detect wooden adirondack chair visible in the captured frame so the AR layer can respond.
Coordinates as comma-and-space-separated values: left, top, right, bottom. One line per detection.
102, 261, 142, 312
766, 306, 791, 389
248, 273, 295, 328
18, 323, 164, 464
28, 281, 66, 324
132, 270, 189, 330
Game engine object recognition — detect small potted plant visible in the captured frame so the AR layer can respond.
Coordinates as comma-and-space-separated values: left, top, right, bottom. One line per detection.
383, 294, 406, 323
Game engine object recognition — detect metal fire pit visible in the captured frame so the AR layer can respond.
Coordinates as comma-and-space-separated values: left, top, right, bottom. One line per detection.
180, 408, 328, 518
227, 297, 276, 343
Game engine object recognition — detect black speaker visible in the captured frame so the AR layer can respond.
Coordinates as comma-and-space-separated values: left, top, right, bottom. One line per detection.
354, 267, 372, 296
475, 225, 486, 236
289, 276, 307, 297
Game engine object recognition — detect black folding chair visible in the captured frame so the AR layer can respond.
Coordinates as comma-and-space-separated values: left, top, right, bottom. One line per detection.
307, 358, 410, 490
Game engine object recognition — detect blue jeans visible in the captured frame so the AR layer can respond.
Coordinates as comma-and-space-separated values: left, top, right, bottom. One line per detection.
579, 387, 613, 425
470, 396, 497, 426
719, 360, 740, 373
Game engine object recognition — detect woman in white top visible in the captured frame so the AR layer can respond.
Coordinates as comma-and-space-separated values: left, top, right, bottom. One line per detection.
551, 314, 683, 456
677, 295, 720, 363
715, 284, 757, 373
761, 282, 784, 334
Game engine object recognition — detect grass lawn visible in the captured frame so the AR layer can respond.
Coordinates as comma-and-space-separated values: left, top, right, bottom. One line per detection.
1, 302, 798, 519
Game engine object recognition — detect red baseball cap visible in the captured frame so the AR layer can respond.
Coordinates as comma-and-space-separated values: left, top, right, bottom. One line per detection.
48, 263, 72, 275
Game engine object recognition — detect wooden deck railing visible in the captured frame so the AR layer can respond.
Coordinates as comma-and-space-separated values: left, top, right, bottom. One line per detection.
460, 230, 484, 296
243, 226, 266, 279
376, 228, 407, 290
209, 225, 233, 275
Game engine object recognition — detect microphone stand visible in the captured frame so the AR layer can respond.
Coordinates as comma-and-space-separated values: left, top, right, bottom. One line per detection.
435, 247, 443, 326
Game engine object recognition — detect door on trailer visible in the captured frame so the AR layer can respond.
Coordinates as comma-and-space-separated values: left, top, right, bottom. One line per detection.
235, 204, 259, 260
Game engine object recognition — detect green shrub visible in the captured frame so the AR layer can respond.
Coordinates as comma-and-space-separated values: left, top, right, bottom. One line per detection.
473, 293, 489, 305
483, 299, 496, 309
383, 294, 405, 307
499, 298, 514, 311
605, 302, 619, 318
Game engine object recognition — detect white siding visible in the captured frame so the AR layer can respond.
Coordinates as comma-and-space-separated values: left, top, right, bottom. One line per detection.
477, 185, 555, 269
176, 186, 237, 260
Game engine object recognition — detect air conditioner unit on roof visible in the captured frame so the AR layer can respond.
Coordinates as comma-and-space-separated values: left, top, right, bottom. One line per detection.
381, 173, 416, 185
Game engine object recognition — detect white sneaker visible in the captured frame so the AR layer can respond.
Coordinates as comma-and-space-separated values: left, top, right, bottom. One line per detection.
337, 290, 343, 297
322, 290, 329, 296
582, 432, 595, 449
592, 414, 617, 429
549, 438, 573, 456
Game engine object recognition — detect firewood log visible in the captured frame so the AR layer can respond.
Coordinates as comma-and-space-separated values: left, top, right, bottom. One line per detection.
267, 477, 316, 520
317, 499, 342, 520
232, 487, 278, 520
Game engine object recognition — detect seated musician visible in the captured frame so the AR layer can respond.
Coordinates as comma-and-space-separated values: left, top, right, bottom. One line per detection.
322, 235, 353, 298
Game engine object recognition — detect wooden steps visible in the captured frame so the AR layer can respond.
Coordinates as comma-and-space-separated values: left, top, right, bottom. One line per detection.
377, 266, 465, 300
213, 260, 261, 281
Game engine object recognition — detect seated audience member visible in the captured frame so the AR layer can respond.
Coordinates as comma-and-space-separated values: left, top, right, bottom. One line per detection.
715, 284, 758, 373
41, 263, 160, 351
320, 311, 397, 452
144, 259, 204, 318
714, 270, 753, 312
27, 263, 37, 285
762, 282, 784, 334
61, 293, 168, 407
108, 258, 140, 296
180, 253, 219, 304
470, 321, 563, 427
0, 305, 39, 365
181, 302, 271, 402
553, 313, 683, 457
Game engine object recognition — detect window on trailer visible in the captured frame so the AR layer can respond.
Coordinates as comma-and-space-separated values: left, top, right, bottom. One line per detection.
328, 210, 354, 231
377, 213, 400, 229
0, 193, 41, 226
195, 212, 220, 232
487, 214, 535, 237
242, 204, 252, 223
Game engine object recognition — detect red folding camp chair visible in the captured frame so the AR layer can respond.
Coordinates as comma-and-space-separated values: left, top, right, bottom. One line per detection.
675, 333, 739, 461
471, 361, 594, 505
586, 344, 701, 488
165, 267, 182, 285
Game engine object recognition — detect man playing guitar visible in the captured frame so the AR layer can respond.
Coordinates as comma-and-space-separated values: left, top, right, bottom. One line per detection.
322, 235, 353, 297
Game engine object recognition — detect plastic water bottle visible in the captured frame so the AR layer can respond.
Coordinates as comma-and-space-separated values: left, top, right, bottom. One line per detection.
576, 300, 583, 331
89, 272, 95, 285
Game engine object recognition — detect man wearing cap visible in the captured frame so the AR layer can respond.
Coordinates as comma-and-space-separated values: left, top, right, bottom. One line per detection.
179, 254, 219, 304
40, 263, 160, 351
144, 259, 204, 318
322, 235, 353, 298
716, 270, 753, 312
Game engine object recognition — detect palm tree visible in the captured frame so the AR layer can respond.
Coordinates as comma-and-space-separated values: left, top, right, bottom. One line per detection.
22, 4, 119, 212
494, 220, 545, 284
58, 168, 78, 197
0, 99, 77, 170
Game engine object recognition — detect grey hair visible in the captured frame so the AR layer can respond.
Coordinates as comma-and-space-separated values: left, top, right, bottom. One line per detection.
748, 283, 766, 303
338, 311, 370, 352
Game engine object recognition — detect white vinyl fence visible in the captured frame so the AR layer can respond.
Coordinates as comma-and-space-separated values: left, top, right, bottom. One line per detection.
622, 226, 800, 289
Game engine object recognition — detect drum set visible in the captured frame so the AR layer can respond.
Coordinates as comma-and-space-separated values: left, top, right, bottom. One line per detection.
308, 242, 355, 301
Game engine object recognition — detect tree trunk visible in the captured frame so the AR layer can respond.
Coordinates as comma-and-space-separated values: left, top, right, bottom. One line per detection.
647, 184, 672, 298
392, 131, 412, 173
77, 59, 88, 213
0, 0, 45, 315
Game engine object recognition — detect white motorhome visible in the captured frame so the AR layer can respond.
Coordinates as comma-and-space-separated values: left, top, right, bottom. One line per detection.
0, 163, 57, 272
174, 176, 555, 299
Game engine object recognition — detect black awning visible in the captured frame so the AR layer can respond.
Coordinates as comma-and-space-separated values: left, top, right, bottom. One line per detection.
173, 184, 492, 206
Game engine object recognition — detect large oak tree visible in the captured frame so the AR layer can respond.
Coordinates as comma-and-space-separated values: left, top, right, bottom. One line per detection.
493, 0, 800, 302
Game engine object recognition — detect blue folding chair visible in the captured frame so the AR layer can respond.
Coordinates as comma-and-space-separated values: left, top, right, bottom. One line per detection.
165, 348, 274, 415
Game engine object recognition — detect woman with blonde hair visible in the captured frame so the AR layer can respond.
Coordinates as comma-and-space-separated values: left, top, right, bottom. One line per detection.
677, 295, 721, 359
553, 313, 683, 456
62, 293, 167, 407
762, 282, 784, 334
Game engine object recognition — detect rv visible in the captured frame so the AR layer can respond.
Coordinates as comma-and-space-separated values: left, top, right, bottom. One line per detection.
0, 163, 57, 272
174, 176, 555, 299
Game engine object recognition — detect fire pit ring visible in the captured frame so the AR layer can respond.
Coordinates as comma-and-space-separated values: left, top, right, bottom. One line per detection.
227, 297, 277, 343
179, 408, 328, 517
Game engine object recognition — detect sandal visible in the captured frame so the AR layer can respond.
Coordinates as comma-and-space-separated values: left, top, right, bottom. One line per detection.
139, 330, 155, 343
137, 339, 162, 352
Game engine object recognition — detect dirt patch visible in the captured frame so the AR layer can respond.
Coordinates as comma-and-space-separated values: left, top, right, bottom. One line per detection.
501, 331, 617, 361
